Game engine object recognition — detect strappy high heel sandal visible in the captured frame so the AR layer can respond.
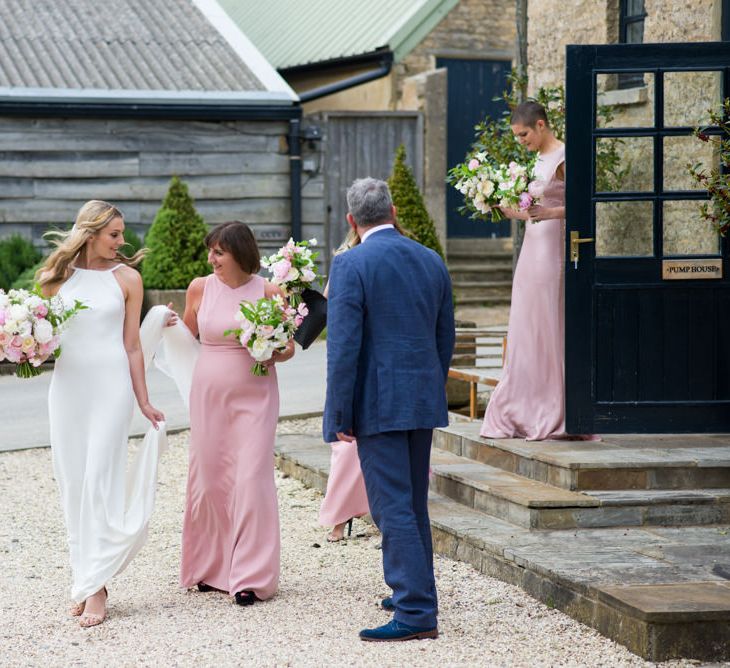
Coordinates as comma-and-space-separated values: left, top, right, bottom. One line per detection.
327, 518, 354, 542
79, 587, 107, 628
69, 601, 85, 617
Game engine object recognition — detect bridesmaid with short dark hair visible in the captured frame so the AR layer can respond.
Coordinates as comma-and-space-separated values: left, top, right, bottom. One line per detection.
180, 221, 294, 605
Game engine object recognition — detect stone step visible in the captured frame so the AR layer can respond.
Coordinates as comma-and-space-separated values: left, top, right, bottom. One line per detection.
434, 445, 730, 528
447, 237, 513, 254
453, 295, 512, 307
429, 491, 730, 663
274, 428, 730, 662
448, 251, 513, 263
434, 422, 730, 492
448, 265, 513, 283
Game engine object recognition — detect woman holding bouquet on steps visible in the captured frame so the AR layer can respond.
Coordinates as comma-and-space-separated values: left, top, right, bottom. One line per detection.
481, 101, 594, 441
180, 221, 294, 605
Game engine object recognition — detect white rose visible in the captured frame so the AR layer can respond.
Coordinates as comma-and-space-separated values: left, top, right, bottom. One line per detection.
482, 180, 495, 197
301, 268, 316, 282
24, 295, 43, 311
34, 318, 54, 344
285, 267, 300, 283
8, 304, 28, 322
251, 337, 273, 361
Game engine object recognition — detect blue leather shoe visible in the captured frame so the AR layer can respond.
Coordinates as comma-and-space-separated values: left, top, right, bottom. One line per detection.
359, 619, 438, 642
381, 596, 394, 611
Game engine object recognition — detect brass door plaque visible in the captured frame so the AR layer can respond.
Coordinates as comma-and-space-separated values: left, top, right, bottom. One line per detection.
662, 259, 723, 280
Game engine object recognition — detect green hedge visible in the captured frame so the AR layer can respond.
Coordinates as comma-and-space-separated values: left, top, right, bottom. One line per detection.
0, 235, 42, 290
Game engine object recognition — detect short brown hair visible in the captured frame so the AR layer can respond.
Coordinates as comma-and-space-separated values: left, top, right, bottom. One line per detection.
205, 221, 260, 274
511, 101, 549, 128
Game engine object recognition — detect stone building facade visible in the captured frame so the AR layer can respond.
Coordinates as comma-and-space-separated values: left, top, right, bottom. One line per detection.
527, 0, 723, 256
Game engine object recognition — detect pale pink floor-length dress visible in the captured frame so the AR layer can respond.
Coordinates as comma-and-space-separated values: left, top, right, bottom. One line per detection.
318, 440, 369, 527
481, 144, 571, 441
180, 273, 280, 599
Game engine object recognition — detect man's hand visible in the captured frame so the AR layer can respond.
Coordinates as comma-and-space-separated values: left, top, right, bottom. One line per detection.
336, 431, 356, 443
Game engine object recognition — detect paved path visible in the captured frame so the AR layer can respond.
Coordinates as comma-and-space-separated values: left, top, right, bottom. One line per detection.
0, 341, 326, 452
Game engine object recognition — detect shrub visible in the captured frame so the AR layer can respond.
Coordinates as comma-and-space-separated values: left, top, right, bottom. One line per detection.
388, 145, 445, 260
141, 177, 210, 289
0, 235, 42, 290
10, 259, 45, 290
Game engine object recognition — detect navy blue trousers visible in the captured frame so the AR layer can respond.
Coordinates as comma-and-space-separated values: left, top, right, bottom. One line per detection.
356, 429, 437, 629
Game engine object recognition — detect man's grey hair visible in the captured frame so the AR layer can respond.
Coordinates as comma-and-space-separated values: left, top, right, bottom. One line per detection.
346, 178, 394, 227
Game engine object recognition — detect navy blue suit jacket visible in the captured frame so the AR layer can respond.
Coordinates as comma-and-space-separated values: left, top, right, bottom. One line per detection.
323, 228, 455, 443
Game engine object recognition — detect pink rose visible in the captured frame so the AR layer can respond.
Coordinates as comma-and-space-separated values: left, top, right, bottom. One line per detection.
0, 309, 5, 326
34, 304, 48, 318
272, 259, 292, 281
5, 346, 22, 363
518, 192, 533, 210
468, 158, 480, 171
294, 315, 304, 327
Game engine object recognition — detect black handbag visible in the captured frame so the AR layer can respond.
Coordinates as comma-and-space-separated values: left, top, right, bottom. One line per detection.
293, 288, 327, 350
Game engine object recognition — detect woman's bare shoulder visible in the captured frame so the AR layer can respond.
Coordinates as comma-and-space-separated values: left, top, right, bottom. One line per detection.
187, 276, 207, 295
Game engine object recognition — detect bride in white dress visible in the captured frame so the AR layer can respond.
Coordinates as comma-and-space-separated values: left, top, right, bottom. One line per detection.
40, 200, 166, 628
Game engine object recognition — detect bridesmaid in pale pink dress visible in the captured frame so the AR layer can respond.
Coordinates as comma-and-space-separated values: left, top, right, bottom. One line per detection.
481, 101, 584, 441
319, 440, 369, 541
180, 221, 294, 605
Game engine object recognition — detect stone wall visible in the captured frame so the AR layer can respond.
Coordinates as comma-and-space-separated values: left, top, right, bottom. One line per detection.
396, 0, 515, 101
528, 0, 723, 256
527, 0, 721, 91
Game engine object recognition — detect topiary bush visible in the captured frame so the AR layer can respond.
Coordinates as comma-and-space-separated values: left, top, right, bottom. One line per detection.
0, 235, 42, 290
141, 177, 210, 289
388, 144, 445, 260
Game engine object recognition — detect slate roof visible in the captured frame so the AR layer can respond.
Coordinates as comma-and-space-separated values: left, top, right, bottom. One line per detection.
0, 0, 297, 102
217, 0, 459, 70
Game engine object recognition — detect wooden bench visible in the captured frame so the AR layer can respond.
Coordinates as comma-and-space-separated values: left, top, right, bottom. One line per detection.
448, 327, 507, 419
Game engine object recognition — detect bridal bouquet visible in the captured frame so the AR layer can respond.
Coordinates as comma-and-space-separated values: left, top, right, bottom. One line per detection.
448, 153, 544, 222
225, 295, 306, 376
261, 238, 319, 307
0, 288, 87, 378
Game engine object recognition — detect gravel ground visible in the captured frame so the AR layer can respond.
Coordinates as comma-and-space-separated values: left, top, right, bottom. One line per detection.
0, 424, 703, 668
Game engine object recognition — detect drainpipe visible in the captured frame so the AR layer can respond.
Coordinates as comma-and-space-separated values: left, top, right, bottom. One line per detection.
298, 54, 393, 103
288, 118, 303, 241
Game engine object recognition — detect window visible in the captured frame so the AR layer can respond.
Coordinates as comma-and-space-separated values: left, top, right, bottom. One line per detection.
618, 0, 647, 89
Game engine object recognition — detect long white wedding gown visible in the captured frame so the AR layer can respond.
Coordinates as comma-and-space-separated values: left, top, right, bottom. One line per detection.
49, 265, 197, 603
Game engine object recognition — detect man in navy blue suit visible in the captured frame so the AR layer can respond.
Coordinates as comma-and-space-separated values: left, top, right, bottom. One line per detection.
323, 178, 455, 641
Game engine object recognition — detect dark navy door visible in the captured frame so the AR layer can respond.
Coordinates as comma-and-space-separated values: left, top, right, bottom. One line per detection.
437, 57, 511, 238
565, 42, 730, 432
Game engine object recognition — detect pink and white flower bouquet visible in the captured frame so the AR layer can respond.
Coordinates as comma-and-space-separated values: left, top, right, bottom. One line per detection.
225, 295, 305, 376
0, 288, 86, 378
448, 152, 544, 222
261, 238, 319, 307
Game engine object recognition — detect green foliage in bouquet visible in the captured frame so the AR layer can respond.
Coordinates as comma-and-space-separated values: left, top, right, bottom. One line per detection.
141, 177, 210, 289
448, 70, 629, 220
0, 235, 42, 290
388, 144, 445, 260
688, 98, 730, 236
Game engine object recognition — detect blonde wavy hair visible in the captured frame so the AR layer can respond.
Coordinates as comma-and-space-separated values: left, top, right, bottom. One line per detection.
38, 200, 146, 287
334, 218, 409, 256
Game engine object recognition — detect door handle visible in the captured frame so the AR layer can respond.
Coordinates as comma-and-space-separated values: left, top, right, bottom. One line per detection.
570, 231, 594, 268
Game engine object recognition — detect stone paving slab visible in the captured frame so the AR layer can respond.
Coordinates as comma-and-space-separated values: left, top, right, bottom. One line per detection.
597, 582, 730, 622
